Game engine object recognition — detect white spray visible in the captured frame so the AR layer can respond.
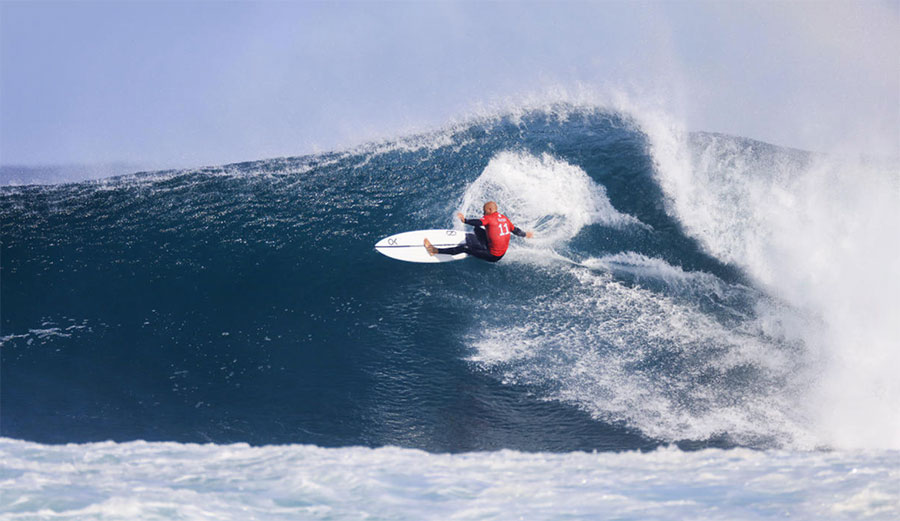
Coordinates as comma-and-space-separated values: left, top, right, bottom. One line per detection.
641, 116, 900, 450
458, 150, 638, 245
462, 144, 813, 448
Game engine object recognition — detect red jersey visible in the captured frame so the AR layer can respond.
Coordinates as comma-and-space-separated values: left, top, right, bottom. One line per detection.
480, 212, 515, 257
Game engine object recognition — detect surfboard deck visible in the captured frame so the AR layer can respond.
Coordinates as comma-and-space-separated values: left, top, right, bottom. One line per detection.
374, 229, 468, 263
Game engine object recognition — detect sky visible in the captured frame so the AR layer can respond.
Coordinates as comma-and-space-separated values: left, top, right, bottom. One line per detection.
1, 1, 898, 179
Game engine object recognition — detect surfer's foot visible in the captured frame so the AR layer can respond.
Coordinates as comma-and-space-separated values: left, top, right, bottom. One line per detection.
424, 238, 438, 256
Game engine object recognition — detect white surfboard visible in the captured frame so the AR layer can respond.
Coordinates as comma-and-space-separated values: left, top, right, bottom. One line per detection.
374, 229, 468, 263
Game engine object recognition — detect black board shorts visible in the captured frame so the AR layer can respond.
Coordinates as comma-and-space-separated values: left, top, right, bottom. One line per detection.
436, 227, 503, 262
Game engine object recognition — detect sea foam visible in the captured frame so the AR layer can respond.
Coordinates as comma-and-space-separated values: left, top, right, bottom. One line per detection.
1, 438, 897, 521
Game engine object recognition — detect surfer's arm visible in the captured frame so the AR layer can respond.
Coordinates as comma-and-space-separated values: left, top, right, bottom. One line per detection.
456, 212, 481, 227
511, 226, 534, 239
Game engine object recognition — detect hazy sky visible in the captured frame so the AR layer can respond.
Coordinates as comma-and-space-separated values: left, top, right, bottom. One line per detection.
2, 1, 898, 172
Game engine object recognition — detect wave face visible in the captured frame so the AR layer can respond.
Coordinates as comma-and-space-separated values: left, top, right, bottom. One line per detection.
2, 106, 897, 451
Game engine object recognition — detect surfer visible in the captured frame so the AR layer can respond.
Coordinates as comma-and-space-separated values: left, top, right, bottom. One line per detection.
424, 201, 533, 262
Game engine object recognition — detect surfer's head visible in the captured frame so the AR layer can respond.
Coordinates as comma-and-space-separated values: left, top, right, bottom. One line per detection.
483, 201, 498, 215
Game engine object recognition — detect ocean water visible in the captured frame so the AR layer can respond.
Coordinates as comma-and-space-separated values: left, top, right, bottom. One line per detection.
2, 105, 898, 519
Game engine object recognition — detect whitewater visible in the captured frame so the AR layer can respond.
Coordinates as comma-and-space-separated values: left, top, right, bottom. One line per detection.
1, 438, 897, 520
2, 103, 898, 519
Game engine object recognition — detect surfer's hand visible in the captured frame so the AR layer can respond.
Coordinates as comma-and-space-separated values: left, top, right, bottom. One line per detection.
526, 231, 534, 239
457, 212, 465, 223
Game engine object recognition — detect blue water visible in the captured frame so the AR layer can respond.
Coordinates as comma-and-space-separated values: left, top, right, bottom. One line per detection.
0, 106, 886, 455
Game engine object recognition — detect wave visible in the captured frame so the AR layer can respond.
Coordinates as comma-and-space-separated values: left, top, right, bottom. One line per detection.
2, 104, 897, 451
